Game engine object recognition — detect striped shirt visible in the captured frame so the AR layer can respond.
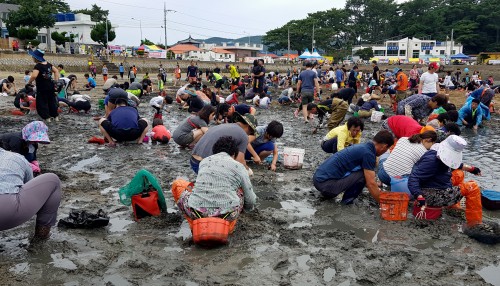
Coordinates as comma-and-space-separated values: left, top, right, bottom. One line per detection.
383, 138, 427, 177
0, 148, 33, 194
188, 152, 256, 211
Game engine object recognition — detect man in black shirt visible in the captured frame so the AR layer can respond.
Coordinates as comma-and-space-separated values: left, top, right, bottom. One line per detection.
372, 60, 380, 85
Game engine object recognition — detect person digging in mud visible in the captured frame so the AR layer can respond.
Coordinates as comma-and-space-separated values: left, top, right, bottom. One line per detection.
313, 130, 394, 204
397, 93, 448, 123
98, 98, 149, 147
149, 93, 174, 119
377, 130, 438, 186
58, 91, 92, 113
0, 148, 61, 242
191, 113, 258, 174
172, 105, 215, 148
321, 117, 363, 154
408, 135, 485, 228
151, 118, 171, 144
172, 136, 256, 227
215, 103, 256, 124
245, 120, 284, 171
104, 87, 130, 117
0, 121, 51, 175
1, 75, 18, 96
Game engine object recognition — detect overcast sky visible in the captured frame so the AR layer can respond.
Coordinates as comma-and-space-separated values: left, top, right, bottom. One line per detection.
66, 0, 345, 46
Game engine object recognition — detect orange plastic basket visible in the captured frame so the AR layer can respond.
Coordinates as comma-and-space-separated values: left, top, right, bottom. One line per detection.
192, 217, 230, 245
379, 192, 410, 221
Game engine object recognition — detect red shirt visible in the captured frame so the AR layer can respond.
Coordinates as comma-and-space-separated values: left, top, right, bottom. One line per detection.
387, 115, 422, 138
152, 125, 171, 141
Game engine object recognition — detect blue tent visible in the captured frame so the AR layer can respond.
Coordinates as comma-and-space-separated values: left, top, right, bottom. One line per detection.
451, 53, 470, 60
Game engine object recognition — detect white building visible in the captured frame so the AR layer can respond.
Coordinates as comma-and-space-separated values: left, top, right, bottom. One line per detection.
353, 37, 463, 63
168, 43, 236, 62
0, 3, 19, 38
37, 13, 106, 53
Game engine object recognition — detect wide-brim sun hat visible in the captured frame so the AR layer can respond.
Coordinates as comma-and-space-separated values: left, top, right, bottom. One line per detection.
235, 113, 258, 136
22, 121, 50, 143
393, 67, 401, 74
369, 80, 377, 87
184, 88, 197, 97
437, 135, 466, 169
28, 49, 46, 62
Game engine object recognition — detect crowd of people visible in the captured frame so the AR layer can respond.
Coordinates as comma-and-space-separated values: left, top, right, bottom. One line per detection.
0, 48, 498, 245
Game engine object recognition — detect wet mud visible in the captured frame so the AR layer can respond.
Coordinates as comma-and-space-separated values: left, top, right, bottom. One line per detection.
1, 87, 499, 286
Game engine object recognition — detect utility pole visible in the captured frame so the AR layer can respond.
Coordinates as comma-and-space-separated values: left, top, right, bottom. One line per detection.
287, 27, 290, 63
164, 6, 177, 49
450, 29, 454, 57
164, 2, 167, 48
105, 16, 109, 47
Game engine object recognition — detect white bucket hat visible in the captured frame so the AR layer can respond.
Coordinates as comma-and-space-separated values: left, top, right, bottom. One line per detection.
437, 135, 467, 169
361, 93, 371, 102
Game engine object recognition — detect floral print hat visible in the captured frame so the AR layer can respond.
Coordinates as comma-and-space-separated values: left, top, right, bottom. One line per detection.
22, 121, 50, 143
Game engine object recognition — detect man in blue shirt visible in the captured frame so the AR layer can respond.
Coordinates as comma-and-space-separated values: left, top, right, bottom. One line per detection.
297, 61, 320, 124
313, 130, 394, 204
99, 98, 149, 146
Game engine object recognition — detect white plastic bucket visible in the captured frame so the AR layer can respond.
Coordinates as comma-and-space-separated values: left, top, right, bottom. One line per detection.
283, 147, 305, 170
371, 111, 384, 122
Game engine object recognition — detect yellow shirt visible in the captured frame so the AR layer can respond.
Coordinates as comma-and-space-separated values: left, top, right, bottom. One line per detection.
229, 65, 240, 79
324, 124, 362, 151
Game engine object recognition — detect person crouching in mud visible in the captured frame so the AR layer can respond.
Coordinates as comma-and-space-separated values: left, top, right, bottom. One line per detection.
171, 136, 256, 230
408, 135, 484, 227
313, 130, 394, 204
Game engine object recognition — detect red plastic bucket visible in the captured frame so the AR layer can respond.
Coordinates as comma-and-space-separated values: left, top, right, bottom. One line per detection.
412, 201, 442, 220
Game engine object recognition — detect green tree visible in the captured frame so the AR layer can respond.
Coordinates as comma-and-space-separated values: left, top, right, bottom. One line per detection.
51, 31, 75, 46
74, 4, 109, 22
90, 21, 116, 46
355, 47, 374, 60
5, 0, 69, 37
156, 43, 166, 49
16, 27, 37, 41
140, 38, 155, 46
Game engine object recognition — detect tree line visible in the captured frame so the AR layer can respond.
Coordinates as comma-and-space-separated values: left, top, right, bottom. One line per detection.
262, 0, 500, 59
0, 0, 115, 47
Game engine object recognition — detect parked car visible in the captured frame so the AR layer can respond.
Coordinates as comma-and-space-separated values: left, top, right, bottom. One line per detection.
184, 56, 200, 61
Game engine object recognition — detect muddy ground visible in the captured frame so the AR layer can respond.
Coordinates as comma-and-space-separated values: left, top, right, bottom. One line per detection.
0, 74, 500, 286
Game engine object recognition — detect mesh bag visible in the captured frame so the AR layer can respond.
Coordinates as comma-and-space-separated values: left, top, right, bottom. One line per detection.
118, 169, 167, 211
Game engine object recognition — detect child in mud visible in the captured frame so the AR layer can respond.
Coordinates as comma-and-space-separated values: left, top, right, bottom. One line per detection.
172, 105, 215, 148
151, 118, 171, 144
14, 90, 35, 114
58, 91, 92, 113
215, 103, 256, 124
149, 94, 173, 118
83, 73, 96, 90
245, 120, 284, 171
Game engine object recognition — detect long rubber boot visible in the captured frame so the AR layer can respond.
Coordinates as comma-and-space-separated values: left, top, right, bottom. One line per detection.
459, 181, 482, 226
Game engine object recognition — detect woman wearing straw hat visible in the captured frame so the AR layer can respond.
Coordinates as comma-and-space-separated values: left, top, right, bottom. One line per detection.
27, 49, 60, 122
